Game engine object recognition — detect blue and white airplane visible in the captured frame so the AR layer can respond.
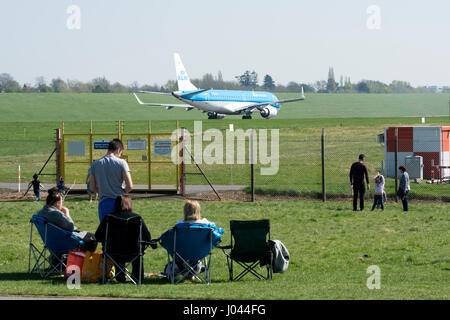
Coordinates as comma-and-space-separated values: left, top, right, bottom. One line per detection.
133, 53, 305, 119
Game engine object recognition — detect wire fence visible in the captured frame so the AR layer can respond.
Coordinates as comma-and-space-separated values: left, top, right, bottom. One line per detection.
0, 121, 449, 202
183, 132, 450, 202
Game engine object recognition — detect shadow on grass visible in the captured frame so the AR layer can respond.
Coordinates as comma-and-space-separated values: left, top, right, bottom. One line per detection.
0, 272, 52, 281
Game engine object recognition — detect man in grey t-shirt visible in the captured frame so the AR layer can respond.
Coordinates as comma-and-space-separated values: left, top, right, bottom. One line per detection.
89, 139, 133, 222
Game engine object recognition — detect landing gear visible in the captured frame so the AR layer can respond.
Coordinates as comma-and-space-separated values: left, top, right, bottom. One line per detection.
242, 114, 252, 119
208, 112, 224, 119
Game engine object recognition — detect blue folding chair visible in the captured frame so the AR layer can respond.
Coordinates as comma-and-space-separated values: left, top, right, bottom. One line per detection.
159, 223, 223, 284
28, 214, 84, 278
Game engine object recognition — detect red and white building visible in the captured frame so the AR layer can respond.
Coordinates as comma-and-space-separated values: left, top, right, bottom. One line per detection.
384, 126, 450, 179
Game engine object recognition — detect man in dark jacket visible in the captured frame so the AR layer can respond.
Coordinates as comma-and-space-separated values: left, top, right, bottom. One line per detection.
349, 154, 370, 211
95, 195, 156, 282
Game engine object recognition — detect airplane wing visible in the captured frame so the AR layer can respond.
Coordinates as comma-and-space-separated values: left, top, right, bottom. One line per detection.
136, 90, 172, 95
133, 93, 190, 108
236, 88, 305, 113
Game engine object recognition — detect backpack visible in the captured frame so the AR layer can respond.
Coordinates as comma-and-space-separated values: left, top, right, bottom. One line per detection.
269, 240, 290, 273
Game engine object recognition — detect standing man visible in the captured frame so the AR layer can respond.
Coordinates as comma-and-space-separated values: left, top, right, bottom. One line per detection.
398, 165, 410, 211
349, 154, 370, 211
89, 139, 133, 222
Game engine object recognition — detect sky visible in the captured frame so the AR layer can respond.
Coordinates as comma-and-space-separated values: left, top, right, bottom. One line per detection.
1, 0, 449, 87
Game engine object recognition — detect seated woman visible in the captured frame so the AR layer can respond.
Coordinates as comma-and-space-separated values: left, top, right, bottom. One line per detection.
176, 200, 224, 242
168, 200, 224, 280
36, 187, 97, 260
95, 194, 156, 283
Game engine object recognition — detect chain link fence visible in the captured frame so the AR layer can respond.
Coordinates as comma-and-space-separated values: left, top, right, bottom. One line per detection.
1, 121, 449, 202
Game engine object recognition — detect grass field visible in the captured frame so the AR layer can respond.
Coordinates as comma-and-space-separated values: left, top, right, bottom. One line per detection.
1, 92, 450, 121
1, 116, 449, 200
0, 92, 449, 300
0, 198, 448, 299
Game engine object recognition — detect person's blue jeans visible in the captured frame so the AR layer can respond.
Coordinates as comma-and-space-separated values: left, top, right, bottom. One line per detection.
34, 189, 40, 201
98, 198, 116, 222
402, 190, 409, 211
371, 194, 384, 210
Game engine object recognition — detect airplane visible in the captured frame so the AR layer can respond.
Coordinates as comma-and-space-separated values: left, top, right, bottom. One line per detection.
133, 53, 305, 119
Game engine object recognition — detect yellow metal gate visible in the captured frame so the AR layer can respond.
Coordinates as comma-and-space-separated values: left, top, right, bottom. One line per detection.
59, 120, 180, 193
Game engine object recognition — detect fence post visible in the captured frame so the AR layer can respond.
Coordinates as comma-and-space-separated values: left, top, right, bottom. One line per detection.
394, 128, 398, 202
180, 127, 185, 196
321, 128, 326, 202
431, 160, 435, 184
250, 128, 255, 202
56, 128, 61, 186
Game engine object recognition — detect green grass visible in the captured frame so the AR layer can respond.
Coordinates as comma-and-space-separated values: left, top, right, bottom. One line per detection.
0, 93, 449, 199
0, 198, 448, 299
1, 117, 449, 199
0, 92, 449, 121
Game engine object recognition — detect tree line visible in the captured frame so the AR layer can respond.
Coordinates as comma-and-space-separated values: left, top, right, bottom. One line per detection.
0, 70, 447, 94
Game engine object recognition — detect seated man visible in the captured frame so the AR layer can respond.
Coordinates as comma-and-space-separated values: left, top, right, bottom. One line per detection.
95, 195, 156, 282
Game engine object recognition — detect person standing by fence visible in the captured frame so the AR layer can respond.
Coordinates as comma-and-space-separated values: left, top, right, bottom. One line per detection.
398, 165, 410, 211
88, 139, 133, 222
349, 154, 370, 211
28, 173, 44, 201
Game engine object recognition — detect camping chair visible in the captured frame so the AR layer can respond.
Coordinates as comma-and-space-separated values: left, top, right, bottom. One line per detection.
101, 215, 152, 285
28, 214, 84, 278
219, 219, 273, 281
159, 223, 217, 284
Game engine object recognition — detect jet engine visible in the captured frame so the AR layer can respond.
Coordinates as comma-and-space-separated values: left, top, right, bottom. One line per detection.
260, 106, 278, 119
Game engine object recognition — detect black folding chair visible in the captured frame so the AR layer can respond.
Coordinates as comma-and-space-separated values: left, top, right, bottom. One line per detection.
220, 219, 272, 281
101, 215, 153, 285
28, 214, 84, 278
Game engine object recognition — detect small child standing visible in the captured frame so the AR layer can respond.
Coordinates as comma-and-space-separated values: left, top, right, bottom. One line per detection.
28, 173, 44, 201
371, 173, 385, 211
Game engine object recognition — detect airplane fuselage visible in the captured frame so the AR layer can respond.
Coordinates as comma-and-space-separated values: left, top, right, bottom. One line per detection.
134, 53, 304, 119
173, 89, 280, 115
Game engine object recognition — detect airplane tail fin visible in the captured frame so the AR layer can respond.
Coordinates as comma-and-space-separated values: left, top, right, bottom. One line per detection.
174, 53, 198, 91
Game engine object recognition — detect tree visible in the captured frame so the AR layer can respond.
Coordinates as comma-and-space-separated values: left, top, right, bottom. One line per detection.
67, 79, 90, 93
35, 76, 53, 92
217, 71, 223, 83
91, 77, 111, 93
235, 70, 258, 88
111, 82, 128, 93
50, 78, 69, 92
286, 81, 301, 92
298, 83, 316, 93
314, 80, 327, 93
356, 81, 370, 93
326, 67, 336, 92
389, 80, 414, 93
200, 73, 215, 89
263, 74, 275, 90
164, 80, 177, 92
0, 73, 21, 92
